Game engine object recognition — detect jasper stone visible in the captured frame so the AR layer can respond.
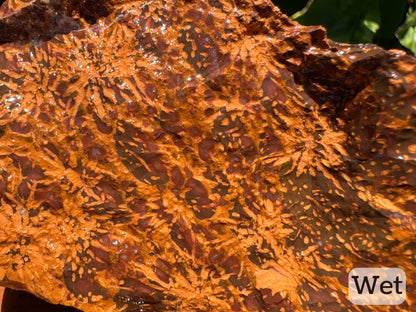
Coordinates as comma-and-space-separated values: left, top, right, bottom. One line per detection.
0, 0, 415, 311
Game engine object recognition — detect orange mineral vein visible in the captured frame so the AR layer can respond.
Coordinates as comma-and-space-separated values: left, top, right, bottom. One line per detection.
0, 0, 415, 311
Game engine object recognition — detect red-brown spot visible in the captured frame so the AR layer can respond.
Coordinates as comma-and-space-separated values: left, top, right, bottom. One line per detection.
34, 183, 63, 211
243, 291, 261, 311
88, 246, 111, 270
93, 113, 113, 134
38, 112, 51, 123
189, 126, 202, 137
261, 76, 286, 102
145, 83, 159, 100
10, 155, 32, 176
0, 177, 7, 198
152, 263, 170, 283
127, 101, 140, 112
171, 166, 184, 187
18, 181, 30, 199
10, 121, 32, 134
231, 302, 242, 311
63, 264, 107, 299
185, 178, 211, 206
404, 200, 416, 213
109, 109, 118, 120
198, 138, 216, 163
90, 143, 106, 160
220, 255, 241, 274
208, 248, 224, 264
129, 198, 147, 216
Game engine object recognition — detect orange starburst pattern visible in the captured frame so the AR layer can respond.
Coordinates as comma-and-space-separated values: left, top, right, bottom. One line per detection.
0, 0, 415, 311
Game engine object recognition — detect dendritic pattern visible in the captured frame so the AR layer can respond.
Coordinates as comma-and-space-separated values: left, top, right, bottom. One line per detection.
0, 0, 415, 311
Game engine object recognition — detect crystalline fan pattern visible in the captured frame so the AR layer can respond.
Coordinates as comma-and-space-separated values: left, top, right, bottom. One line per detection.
0, 0, 415, 311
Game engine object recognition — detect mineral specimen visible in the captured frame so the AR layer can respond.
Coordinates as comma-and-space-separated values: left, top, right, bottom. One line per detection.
0, 0, 415, 311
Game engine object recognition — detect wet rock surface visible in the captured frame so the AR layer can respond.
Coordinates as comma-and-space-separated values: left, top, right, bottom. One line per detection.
0, 0, 415, 311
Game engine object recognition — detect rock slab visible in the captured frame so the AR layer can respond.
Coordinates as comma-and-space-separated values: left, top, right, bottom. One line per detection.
0, 0, 415, 311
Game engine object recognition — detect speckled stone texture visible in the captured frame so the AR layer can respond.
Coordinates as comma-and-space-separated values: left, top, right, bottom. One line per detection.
0, 0, 415, 311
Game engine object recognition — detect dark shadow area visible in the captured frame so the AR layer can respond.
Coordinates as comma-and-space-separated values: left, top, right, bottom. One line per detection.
2, 288, 82, 312
273, 0, 408, 51
273, 0, 308, 16
0, 0, 112, 45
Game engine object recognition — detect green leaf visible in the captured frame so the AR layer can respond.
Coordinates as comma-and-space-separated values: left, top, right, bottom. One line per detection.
364, 20, 380, 33
292, 0, 382, 43
396, 8, 416, 54
274, 0, 408, 52
363, 6, 380, 34
273, 0, 310, 16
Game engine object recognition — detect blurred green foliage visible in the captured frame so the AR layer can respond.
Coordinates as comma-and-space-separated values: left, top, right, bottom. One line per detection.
274, 0, 416, 55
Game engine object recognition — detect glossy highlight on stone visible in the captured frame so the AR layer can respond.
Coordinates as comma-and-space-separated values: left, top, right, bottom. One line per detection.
0, 0, 415, 311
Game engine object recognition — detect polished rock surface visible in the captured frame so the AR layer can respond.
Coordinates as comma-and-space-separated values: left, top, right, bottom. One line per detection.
0, 0, 415, 311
